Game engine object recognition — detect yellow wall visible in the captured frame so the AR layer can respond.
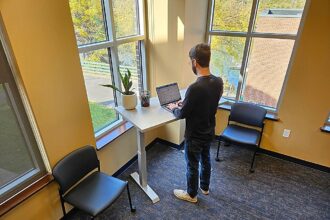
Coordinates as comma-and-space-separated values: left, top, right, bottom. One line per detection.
146, 0, 188, 144
260, 0, 330, 166
1, 0, 329, 219
0, 0, 94, 218
0, 0, 96, 167
0, 0, 150, 219
146, 0, 330, 167
215, 0, 330, 167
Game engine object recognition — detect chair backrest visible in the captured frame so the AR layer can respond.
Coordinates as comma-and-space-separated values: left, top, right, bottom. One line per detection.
52, 145, 99, 193
229, 102, 267, 128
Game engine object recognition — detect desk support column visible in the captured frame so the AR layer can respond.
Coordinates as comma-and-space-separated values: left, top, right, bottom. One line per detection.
130, 129, 160, 203
137, 130, 147, 187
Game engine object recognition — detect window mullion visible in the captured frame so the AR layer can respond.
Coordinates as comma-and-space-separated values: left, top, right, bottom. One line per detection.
78, 41, 115, 53
208, 31, 248, 38
116, 35, 145, 45
137, 0, 144, 36
104, 0, 122, 104
139, 40, 148, 91
205, 0, 215, 42
237, 0, 259, 102
251, 32, 296, 40
103, 0, 115, 42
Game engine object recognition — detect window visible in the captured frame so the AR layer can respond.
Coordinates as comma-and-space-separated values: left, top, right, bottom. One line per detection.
0, 40, 48, 204
208, 0, 309, 112
69, 0, 146, 137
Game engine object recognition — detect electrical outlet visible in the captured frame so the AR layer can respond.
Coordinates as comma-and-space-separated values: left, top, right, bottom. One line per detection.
283, 129, 291, 138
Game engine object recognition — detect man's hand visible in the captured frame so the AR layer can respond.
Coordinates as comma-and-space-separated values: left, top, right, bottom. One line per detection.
166, 103, 179, 110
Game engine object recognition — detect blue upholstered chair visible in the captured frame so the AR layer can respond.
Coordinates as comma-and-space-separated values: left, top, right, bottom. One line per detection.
216, 102, 267, 173
53, 145, 135, 218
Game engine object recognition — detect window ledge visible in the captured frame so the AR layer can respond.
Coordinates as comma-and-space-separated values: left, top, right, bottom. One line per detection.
218, 103, 280, 121
96, 121, 134, 150
0, 173, 53, 216
320, 125, 330, 133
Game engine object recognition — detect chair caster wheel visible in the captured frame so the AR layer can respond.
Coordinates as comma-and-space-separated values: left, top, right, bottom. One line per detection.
131, 207, 136, 213
249, 169, 255, 173
215, 158, 220, 162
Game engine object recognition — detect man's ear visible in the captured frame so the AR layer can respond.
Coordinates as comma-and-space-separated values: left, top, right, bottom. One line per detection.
192, 59, 197, 66
194, 60, 201, 68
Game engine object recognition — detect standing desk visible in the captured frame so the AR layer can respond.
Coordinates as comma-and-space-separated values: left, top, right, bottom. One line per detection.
114, 91, 185, 203
115, 90, 226, 203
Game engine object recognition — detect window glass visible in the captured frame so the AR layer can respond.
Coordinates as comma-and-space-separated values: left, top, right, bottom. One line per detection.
69, 0, 145, 136
0, 84, 35, 188
212, 0, 253, 32
112, 0, 139, 38
117, 42, 141, 95
210, 36, 245, 99
79, 49, 118, 133
209, 0, 307, 110
254, 0, 306, 34
69, 0, 108, 45
0, 47, 46, 202
241, 38, 294, 108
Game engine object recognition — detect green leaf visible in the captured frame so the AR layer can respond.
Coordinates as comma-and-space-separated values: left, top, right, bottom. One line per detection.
101, 84, 124, 95
128, 81, 132, 91
127, 68, 131, 79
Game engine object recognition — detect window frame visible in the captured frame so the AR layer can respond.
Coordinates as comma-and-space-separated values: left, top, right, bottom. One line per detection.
0, 17, 51, 206
72, 0, 147, 138
206, 0, 311, 115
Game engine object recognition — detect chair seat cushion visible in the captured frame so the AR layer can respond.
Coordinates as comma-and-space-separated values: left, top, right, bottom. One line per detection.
64, 172, 126, 216
220, 124, 261, 146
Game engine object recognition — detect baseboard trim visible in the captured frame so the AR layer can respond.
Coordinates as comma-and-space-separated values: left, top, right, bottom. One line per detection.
113, 137, 330, 178
215, 135, 329, 173
155, 138, 184, 150
112, 138, 184, 178
112, 138, 159, 177
258, 148, 330, 173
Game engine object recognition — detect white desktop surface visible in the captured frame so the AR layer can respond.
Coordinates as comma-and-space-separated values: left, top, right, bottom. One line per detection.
115, 90, 186, 133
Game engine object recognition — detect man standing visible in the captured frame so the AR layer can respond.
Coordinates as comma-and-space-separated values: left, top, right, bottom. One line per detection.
167, 43, 223, 203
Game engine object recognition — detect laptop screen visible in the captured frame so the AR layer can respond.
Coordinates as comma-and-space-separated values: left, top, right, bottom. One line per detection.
156, 83, 181, 106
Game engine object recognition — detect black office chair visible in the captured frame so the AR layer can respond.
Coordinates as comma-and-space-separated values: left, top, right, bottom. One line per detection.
52, 145, 135, 218
216, 102, 267, 173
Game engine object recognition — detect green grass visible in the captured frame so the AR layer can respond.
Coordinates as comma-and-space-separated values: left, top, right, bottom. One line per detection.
89, 102, 117, 133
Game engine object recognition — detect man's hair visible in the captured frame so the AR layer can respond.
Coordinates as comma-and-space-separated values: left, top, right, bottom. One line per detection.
189, 43, 211, 68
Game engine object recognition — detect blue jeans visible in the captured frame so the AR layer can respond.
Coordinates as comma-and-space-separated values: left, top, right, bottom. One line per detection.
184, 139, 211, 197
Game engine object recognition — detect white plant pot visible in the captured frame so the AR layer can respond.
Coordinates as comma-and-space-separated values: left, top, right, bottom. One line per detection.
122, 93, 137, 110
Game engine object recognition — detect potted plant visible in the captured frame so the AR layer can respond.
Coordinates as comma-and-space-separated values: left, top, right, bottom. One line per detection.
103, 68, 137, 110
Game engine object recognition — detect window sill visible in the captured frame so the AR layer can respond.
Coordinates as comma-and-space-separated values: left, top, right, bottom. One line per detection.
0, 173, 53, 216
96, 121, 134, 150
320, 125, 330, 133
218, 103, 280, 121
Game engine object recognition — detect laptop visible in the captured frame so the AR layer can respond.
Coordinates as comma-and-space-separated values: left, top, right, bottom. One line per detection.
156, 83, 182, 112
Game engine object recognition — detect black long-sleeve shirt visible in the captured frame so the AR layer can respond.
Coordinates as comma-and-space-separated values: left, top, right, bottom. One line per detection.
173, 74, 223, 142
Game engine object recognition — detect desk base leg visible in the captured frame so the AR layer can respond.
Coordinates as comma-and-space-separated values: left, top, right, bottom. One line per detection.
130, 172, 160, 203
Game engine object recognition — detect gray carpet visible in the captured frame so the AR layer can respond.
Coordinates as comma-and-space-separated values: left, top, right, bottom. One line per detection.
68, 142, 330, 220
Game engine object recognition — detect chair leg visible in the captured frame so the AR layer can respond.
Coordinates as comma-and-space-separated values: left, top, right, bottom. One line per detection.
215, 140, 222, 162
126, 182, 136, 212
59, 195, 66, 218
249, 147, 258, 173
